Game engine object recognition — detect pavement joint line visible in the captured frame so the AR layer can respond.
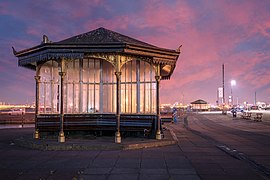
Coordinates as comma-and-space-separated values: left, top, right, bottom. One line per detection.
217, 145, 270, 178
168, 128, 178, 142
184, 115, 270, 179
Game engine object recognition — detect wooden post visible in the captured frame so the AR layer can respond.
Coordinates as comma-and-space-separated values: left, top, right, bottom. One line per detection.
34, 75, 41, 139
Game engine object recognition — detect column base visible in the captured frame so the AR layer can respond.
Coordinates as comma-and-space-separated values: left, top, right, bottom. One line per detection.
58, 131, 65, 143
33, 130, 39, 139
156, 130, 162, 140
115, 131, 121, 144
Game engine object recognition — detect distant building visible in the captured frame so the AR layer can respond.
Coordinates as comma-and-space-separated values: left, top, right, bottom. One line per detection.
190, 99, 209, 111
13, 27, 181, 143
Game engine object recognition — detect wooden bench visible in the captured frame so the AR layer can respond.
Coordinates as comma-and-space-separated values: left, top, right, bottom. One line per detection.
254, 113, 263, 122
37, 114, 60, 132
161, 112, 173, 123
240, 112, 246, 119
36, 114, 155, 133
241, 112, 252, 120
120, 114, 154, 132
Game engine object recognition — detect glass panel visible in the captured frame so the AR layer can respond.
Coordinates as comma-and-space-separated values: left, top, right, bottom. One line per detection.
144, 62, 151, 82
89, 60, 95, 83
137, 61, 156, 114
82, 84, 88, 113
132, 60, 136, 82
39, 60, 59, 114
95, 85, 100, 112
152, 83, 156, 113
39, 83, 45, 113
102, 60, 116, 113
132, 84, 137, 113
145, 83, 150, 113
82, 59, 89, 83
63, 82, 67, 113
95, 60, 100, 83
74, 60, 80, 83
88, 84, 93, 113
121, 60, 137, 113
74, 83, 80, 113
121, 84, 126, 113
140, 83, 145, 113
66, 83, 73, 113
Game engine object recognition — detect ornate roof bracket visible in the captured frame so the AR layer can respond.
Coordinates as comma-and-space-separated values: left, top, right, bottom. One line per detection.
85, 53, 118, 68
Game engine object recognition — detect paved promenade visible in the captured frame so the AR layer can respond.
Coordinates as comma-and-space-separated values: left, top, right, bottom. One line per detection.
0, 127, 199, 180
1, 113, 269, 180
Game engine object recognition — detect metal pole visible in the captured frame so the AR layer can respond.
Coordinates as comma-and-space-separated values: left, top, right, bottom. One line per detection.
155, 64, 162, 139
58, 59, 66, 143
34, 75, 40, 139
115, 71, 121, 143
255, 91, 257, 105
222, 64, 225, 105
231, 85, 233, 106
115, 55, 121, 143
222, 64, 226, 114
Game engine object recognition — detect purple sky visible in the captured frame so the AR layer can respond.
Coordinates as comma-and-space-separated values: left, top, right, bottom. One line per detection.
0, 0, 270, 105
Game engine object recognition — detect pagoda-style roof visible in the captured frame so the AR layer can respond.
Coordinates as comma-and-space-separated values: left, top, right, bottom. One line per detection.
191, 99, 208, 104
57, 27, 157, 49
13, 27, 181, 79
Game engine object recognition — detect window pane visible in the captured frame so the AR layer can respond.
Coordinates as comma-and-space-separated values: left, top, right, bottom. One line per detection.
82, 84, 88, 113
82, 59, 89, 83
140, 83, 145, 113
132, 84, 136, 113
102, 60, 116, 113
121, 60, 137, 113
39, 60, 59, 114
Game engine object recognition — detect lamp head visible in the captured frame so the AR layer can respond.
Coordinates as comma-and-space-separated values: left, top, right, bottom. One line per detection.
231, 80, 236, 86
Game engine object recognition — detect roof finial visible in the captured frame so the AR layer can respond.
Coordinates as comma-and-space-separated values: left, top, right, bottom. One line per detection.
176, 45, 182, 52
42, 35, 50, 44
12, 46, 17, 55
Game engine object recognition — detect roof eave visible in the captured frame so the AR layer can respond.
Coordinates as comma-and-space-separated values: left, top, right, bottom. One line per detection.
14, 43, 128, 57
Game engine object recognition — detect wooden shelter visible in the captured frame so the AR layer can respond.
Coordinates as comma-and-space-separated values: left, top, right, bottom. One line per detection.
13, 27, 180, 143
190, 99, 209, 111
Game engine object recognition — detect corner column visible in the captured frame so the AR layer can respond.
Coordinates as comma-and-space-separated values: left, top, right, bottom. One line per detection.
58, 60, 66, 143
155, 73, 162, 140
34, 75, 41, 139
115, 71, 121, 143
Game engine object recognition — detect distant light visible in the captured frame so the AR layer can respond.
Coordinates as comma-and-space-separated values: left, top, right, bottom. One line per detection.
231, 80, 236, 86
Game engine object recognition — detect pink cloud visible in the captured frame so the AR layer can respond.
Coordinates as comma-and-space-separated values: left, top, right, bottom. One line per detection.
1, 0, 270, 104
83, 16, 130, 32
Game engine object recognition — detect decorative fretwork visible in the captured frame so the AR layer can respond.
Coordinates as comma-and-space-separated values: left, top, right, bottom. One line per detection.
153, 57, 176, 66
18, 50, 84, 66
85, 53, 118, 67
119, 54, 152, 68
85, 53, 153, 69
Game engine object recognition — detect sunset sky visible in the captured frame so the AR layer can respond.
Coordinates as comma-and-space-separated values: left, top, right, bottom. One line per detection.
0, 0, 269, 105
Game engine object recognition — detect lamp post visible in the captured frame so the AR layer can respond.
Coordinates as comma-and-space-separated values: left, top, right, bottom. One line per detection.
230, 80, 236, 106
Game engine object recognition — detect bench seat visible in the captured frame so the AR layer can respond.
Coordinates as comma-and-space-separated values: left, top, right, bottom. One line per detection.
37, 114, 156, 132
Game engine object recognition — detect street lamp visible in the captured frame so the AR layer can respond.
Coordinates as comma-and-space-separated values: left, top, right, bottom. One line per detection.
230, 80, 236, 106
